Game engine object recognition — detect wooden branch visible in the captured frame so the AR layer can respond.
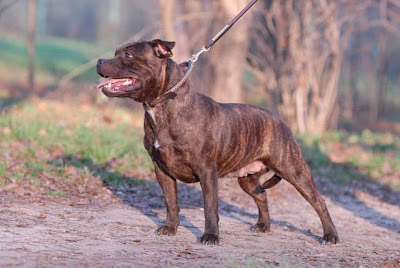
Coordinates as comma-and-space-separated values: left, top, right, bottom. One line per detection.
0, 0, 17, 15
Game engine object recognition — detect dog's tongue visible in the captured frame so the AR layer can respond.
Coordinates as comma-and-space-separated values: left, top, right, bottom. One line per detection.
97, 78, 135, 89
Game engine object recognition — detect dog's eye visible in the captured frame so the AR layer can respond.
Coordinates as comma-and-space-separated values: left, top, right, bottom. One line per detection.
124, 52, 133, 59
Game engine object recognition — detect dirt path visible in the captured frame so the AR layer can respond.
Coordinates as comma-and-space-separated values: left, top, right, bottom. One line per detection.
1, 179, 399, 267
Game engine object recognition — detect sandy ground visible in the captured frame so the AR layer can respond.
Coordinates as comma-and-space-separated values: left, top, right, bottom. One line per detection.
0, 178, 399, 267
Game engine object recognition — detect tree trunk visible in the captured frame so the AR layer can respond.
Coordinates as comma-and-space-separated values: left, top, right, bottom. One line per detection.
160, 0, 175, 41
160, 0, 188, 62
97, 0, 120, 45
27, 0, 37, 93
206, 0, 250, 103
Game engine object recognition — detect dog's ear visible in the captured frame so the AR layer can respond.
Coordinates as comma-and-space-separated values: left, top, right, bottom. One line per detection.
149, 39, 176, 59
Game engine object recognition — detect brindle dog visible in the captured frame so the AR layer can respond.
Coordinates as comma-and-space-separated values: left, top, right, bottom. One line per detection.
96, 39, 339, 245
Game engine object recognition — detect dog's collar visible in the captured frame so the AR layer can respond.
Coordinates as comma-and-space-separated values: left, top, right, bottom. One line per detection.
143, 92, 178, 107
144, 61, 194, 107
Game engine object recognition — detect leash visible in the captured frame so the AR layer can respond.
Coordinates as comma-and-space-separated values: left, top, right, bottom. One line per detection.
144, 0, 258, 107
186, 0, 258, 64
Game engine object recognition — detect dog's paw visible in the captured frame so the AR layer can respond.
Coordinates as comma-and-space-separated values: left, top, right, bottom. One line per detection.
156, 225, 177, 236
251, 222, 271, 233
323, 232, 339, 245
199, 234, 219, 245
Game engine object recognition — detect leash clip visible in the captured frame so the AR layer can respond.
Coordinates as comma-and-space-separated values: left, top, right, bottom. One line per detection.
189, 46, 211, 63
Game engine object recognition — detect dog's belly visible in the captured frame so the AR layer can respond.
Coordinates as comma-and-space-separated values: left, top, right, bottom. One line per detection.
154, 142, 267, 181
224, 161, 266, 178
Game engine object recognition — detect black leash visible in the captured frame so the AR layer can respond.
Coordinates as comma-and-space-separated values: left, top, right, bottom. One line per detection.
205, 0, 259, 50
185, 0, 258, 64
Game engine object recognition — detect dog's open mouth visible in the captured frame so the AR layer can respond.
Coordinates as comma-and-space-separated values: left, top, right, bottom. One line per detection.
97, 78, 137, 94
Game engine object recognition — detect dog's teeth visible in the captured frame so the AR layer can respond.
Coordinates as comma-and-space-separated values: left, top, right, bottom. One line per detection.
106, 82, 112, 88
123, 80, 132, 86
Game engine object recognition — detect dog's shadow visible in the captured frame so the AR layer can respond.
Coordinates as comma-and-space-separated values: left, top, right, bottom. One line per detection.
51, 155, 322, 242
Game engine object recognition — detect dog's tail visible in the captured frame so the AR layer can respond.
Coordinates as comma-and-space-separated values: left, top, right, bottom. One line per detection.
260, 175, 282, 189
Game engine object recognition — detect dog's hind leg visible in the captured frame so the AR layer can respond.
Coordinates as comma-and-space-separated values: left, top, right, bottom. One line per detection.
278, 164, 339, 244
238, 172, 271, 233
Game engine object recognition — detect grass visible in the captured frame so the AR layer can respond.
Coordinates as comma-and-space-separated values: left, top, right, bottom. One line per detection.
297, 130, 400, 189
45, 190, 66, 198
0, 98, 399, 196
0, 161, 7, 176
0, 99, 153, 192
1, 102, 142, 162
0, 35, 109, 86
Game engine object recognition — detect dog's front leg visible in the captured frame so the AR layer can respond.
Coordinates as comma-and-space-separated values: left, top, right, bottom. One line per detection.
154, 163, 180, 236
196, 165, 219, 245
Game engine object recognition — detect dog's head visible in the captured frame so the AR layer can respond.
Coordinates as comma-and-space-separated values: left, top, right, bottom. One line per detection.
96, 39, 176, 101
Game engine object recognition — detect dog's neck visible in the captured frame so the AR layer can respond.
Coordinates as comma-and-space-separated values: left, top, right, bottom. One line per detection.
144, 59, 193, 108
160, 58, 191, 97
165, 59, 182, 90
143, 59, 196, 122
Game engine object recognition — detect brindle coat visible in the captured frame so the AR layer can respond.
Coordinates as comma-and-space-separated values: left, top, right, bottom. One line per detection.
96, 39, 339, 245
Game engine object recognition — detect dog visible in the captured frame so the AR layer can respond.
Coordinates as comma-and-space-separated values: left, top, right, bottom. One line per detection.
96, 39, 339, 245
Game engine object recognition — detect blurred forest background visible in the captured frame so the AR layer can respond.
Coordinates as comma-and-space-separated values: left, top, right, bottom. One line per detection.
0, 0, 399, 194
1, 0, 400, 133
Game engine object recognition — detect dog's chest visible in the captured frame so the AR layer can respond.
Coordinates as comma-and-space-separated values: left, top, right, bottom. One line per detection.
145, 108, 170, 149
144, 108, 196, 182
152, 139, 196, 183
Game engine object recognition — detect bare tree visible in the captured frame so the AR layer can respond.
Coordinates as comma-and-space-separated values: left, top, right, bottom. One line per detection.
365, 0, 400, 122
158, 0, 251, 103
163, 0, 253, 102
248, 0, 377, 133
339, 0, 400, 124
160, 0, 175, 40
201, 0, 252, 103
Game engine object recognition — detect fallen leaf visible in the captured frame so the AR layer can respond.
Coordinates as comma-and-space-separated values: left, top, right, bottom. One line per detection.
38, 214, 47, 220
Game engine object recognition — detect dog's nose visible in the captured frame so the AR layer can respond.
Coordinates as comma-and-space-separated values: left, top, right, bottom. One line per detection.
97, 58, 106, 65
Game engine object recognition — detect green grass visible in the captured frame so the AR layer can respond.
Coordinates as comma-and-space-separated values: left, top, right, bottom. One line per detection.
45, 190, 66, 198
0, 103, 142, 162
0, 35, 108, 84
297, 130, 400, 189
0, 100, 153, 191
0, 161, 7, 177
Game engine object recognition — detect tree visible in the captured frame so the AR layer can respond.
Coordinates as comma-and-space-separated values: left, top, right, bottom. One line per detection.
159, 0, 251, 103
27, 0, 37, 92
248, 1, 374, 133
358, 0, 400, 122
204, 0, 251, 103
160, 0, 175, 41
